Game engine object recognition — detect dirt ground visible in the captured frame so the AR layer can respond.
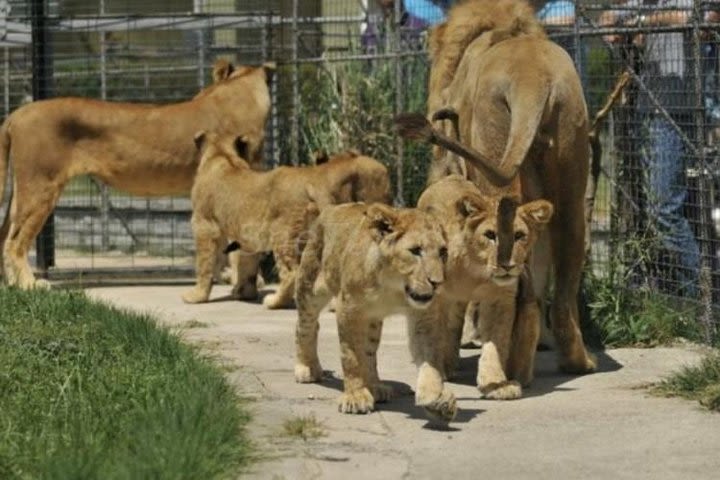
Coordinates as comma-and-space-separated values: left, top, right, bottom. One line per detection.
86, 284, 720, 480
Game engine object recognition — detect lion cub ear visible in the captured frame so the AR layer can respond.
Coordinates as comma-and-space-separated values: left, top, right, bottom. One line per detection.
365, 203, 399, 242
457, 194, 488, 220
518, 200, 554, 226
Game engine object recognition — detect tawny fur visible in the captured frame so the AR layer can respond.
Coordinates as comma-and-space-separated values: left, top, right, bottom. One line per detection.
182, 133, 391, 309
410, 176, 552, 400
294, 203, 454, 420
425, 0, 596, 374
0, 60, 273, 289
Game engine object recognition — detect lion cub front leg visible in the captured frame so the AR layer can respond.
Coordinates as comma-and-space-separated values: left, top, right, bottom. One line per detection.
366, 318, 394, 403
183, 219, 222, 304
507, 298, 541, 387
408, 309, 458, 422
475, 286, 522, 400
336, 302, 375, 414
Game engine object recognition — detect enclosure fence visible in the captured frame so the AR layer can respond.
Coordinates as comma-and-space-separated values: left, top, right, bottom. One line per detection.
1, 0, 719, 341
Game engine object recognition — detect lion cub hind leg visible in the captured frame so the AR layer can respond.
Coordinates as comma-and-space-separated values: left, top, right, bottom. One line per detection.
183, 219, 222, 304
336, 305, 375, 414
262, 260, 296, 309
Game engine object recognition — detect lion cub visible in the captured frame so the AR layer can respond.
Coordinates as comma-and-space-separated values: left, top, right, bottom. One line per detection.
410, 175, 553, 401
182, 132, 388, 307
294, 202, 451, 418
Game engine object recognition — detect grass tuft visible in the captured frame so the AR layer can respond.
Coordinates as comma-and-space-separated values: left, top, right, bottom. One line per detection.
652, 353, 720, 412
0, 287, 250, 479
282, 414, 327, 441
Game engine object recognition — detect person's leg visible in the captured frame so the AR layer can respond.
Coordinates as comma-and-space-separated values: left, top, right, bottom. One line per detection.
643, 116, 701, 296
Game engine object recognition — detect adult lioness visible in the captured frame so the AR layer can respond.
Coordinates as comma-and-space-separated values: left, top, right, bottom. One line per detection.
402, 0, 596, 374
183, 132, 391, 308
0, 60, 273, 289
294, 202, 452, 419
409, 176, 552, 401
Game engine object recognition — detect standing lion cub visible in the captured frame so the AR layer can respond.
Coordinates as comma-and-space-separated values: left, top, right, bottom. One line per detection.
183, 132, 390, 308
294, 202, 454, 419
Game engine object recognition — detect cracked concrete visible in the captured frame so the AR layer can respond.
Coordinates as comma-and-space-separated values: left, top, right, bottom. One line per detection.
87, 284, 720, 480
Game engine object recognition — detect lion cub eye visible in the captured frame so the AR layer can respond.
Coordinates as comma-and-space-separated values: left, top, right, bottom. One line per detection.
514, 231, 527, 241
409, 246, 422, 256
483, 230, 497, 241
439, 246, 448, 262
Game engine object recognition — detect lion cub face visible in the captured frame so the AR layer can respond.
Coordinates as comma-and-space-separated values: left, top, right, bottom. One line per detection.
366, 204, 447, 309
459, 196, 553, 286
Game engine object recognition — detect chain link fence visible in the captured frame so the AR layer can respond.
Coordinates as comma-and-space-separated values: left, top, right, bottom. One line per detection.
1, 0, 718, 340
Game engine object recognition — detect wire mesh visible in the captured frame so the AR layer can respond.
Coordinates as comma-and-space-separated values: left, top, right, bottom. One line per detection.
0, 0, 718, 339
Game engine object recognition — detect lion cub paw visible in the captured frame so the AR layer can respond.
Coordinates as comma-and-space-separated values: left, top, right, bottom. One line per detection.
418, 389, 457, 423
231, 281, 258, 301
181, 288, 209, 304
294, 361, 323, 383
479, 380, 522, 400
262, 292, 293, 310
338, 388, 375, 414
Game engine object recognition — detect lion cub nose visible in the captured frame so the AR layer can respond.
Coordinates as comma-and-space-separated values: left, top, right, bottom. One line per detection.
429, 278, 442, 290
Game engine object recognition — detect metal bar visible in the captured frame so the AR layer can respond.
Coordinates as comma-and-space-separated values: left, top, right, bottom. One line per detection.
31, 0, 54, 272
290, 0, 299, 166
99, 0, 110, 252
393, 0, 404, 206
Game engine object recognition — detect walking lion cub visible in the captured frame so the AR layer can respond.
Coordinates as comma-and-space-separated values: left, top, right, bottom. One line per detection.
294, 202, 452, 418
183, 132, 390, 308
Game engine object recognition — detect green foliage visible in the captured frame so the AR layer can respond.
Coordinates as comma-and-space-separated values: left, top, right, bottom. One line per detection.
0, 287, 250, 480
278, 53, 432, 205
652, 353, 720, 412
584, 234, 702, 347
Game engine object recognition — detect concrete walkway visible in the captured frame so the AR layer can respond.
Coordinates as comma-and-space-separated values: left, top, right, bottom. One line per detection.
87, 284, 720, 480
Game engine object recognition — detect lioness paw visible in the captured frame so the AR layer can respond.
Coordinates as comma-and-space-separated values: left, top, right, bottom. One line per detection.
479, 380, 522, 400
181, 288, 209, 304
419, 389, 457, 423
338, 388, 374, 414
294, 361, 323, 383
559, 351, 597, 374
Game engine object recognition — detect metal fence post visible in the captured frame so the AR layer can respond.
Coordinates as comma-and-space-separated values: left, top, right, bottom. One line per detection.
290, 0, 300, 166
691, 0, 716, 341
99, 0, 110, 251
393, 0, 404, 206
31, 0, 54, 272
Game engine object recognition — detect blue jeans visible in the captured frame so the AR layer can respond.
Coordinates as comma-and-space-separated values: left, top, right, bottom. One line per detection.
642, 116, 700, 296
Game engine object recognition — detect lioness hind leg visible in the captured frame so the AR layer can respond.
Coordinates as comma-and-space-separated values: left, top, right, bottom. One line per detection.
507, 298, 541, 387
2, 183, 61, 289
336, 304, 375, 414
183, 219, 222, 304
550, 215, 597, 374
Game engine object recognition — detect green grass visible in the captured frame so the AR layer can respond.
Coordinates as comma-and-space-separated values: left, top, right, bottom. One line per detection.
584, 270, 702, 348
652, 353, 720, 412
0, 287, 250, 479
